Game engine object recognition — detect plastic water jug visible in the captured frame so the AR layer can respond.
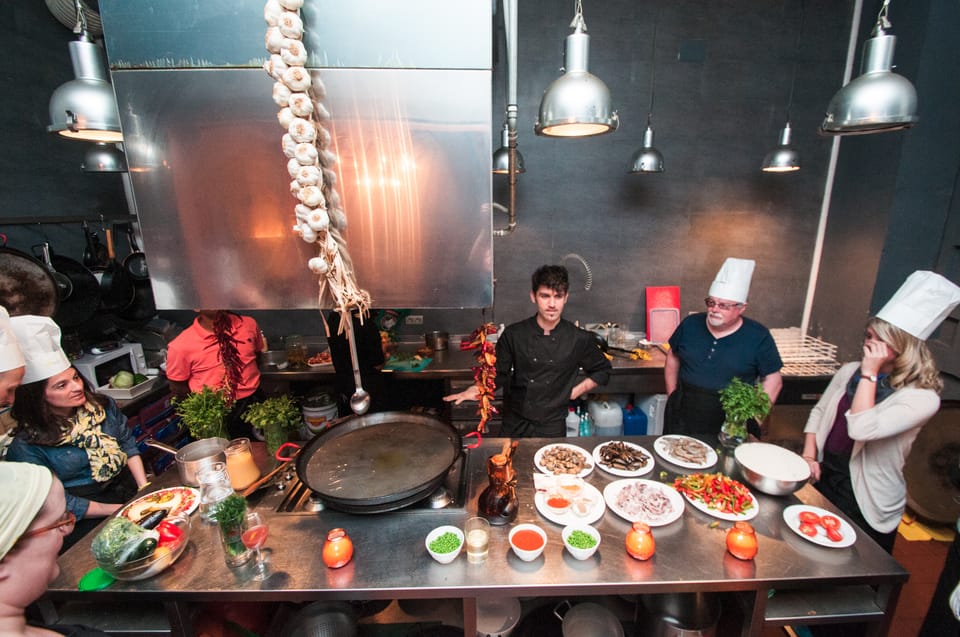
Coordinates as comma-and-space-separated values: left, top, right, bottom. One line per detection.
622, 404, 648, 435
588, 400, 623, 436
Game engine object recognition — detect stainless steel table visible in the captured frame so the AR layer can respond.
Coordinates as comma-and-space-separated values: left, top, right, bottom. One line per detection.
47, 436, 907, 636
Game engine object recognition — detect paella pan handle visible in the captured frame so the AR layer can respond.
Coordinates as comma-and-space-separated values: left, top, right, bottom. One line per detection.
463, 430, 482, 449
274, 441, 303, 463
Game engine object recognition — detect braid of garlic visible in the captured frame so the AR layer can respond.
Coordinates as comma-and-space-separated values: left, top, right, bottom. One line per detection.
263, 0, 370, 320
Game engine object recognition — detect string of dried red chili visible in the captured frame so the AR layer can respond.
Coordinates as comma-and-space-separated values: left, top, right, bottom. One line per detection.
213, 311, 242, 405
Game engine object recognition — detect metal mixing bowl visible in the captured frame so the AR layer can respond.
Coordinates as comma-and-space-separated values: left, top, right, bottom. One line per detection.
734, 442, 811, 496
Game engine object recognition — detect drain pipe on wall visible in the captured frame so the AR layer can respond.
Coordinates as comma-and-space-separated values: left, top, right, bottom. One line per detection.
800, 0, 863, 335
494, 0, 519, 237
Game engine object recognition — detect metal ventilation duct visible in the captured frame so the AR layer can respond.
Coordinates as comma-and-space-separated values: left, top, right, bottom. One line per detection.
99, 0, 492, 310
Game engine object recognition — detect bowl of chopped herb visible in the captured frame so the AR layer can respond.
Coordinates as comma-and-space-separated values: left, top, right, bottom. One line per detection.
425, 525, 464, 564
562, 524, 601, 560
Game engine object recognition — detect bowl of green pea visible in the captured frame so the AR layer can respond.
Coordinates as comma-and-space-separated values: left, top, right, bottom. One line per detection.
562, 524, 601, 560
425, 525, 464, 564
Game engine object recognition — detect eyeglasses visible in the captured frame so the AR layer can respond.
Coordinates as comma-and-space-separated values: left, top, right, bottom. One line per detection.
705, 298, 743, 311
18, 511, 76, 542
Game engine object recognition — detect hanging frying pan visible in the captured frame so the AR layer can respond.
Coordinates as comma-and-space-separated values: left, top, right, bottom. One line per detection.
94, 227, 135, 313
33, 243, 101, 329
121, 224, 149, 281
0, 234, 58, 317
289, 411, 472, 513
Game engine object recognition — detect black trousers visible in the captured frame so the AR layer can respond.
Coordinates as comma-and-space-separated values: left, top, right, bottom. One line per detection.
64, 467, 139, 553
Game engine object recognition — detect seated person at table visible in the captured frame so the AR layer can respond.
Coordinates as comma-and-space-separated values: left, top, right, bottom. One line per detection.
0, 462, 111, 636
802, 271, 960, 554
5, 316, 147, 552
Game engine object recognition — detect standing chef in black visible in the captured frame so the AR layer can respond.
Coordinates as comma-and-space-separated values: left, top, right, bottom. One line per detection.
445, 265, 611, 437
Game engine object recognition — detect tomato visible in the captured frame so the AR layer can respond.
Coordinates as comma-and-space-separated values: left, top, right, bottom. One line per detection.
726, 521, 758, 560
798, 522, 820, 537
820, 515, 842, 530
798, 511, 822, 525
825, 526, 844, 542
626, 522, 656, 560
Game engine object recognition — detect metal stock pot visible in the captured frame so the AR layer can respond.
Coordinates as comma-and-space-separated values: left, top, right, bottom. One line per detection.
145, 437, 228, 487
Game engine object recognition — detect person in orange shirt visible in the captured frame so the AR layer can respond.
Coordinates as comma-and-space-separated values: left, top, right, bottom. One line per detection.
165, 310, 267, 438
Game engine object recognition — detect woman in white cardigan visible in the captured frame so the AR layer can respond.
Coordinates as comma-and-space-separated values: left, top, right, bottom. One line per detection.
801, 315, 942, 552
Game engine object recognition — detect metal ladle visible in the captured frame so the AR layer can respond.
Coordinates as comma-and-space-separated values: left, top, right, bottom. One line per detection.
345, 317, 371, 415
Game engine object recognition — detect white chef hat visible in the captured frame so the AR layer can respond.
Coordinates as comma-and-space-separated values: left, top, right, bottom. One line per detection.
876, 271, 960, 340
0, 462, 53, 560
0, 306, 24, 373
9, 316, 71, 385
708, 258, 755, 304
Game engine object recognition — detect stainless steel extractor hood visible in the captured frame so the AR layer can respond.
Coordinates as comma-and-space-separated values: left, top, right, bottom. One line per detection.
99, 0, 493, 310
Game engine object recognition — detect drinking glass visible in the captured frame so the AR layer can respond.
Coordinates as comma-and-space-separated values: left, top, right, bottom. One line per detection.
242, 511, 270, 580
464, 516, 490, 564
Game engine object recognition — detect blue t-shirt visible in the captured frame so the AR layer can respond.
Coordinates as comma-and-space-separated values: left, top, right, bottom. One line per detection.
668, 313, 782, 391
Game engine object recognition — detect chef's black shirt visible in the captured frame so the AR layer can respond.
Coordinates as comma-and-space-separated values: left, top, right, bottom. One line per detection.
496, 316, 611, 437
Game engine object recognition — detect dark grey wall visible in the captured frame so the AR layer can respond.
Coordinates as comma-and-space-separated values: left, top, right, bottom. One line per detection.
4, 0, 957, 378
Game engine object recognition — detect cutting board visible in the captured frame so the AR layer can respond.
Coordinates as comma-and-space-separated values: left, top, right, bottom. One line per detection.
383, 356, 432, 372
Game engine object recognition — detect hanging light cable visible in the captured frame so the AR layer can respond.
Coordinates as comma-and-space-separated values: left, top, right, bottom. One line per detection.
762, 1, 804, 173
47, 0, 123, 142
494, 0, 520, 235
820, 0, 917, 135
535, 0, 618, 138
629, 13, 664, 174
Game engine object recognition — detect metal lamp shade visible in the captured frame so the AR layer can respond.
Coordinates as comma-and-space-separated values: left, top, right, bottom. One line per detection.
48, 37, 123, 143
535, 28, 618, 137
820, 31, 917, 136
629, 124, 664, 173
762, 122, 800, 172
82, 143, 127, 172
492, 124, 525, 174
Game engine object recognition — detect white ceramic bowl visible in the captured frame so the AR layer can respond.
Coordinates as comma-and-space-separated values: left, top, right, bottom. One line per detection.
562, 524, 601, 560
425, 525, 464, 564
544, 491, 573, 516
508, 523, 547, 561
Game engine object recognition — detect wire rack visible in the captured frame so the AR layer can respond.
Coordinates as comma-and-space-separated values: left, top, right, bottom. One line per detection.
771, 327, 841, 377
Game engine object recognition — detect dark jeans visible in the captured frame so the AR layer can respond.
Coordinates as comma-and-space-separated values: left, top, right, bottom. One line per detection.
920, 530, 960, 636
64, 467, 139, 553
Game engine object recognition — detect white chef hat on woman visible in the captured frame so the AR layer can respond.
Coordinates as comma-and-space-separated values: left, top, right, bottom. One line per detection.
0, 306, 24, 373
709, 258, 755, 304
0, 462, 53, 560
9, 316, 71, 385
876, 271, 960, 340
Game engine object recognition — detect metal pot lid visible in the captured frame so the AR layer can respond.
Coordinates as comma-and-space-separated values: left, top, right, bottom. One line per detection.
296, 412, 460, 505
0, 246, 58, 317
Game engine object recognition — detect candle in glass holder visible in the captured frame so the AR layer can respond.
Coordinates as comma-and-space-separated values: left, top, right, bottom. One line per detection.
224, 438, 260, 490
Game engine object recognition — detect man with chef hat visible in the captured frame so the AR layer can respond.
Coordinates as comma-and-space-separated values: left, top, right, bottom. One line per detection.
664, 257, 783, 437
802, 271, 960, 554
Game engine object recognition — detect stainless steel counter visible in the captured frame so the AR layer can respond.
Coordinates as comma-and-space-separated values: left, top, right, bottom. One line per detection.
47, 436, 906, 636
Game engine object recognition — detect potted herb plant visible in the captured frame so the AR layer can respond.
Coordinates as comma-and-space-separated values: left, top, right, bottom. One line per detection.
241, 394, 303, 457
174, 386, 230, 441
210, 493, 251, 567
718, 377, 771, 448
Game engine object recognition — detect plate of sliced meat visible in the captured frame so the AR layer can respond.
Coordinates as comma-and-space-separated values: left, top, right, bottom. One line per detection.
603, 479, 684, 526
534, 443, 594, 478
593, 441, 654, 477
654, 435, 718, 470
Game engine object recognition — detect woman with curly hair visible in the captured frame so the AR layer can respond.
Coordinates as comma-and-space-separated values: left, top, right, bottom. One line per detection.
802, 272, 960, 553
5, 317, 147, 551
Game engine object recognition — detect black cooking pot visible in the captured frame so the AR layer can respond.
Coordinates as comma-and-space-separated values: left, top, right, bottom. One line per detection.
285, 411, 480, 514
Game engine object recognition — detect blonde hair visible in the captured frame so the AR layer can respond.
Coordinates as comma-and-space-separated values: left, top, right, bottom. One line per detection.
867, 317, 943, 392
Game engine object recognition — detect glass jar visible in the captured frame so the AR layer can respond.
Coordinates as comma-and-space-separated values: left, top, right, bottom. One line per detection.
196, 462, 234, 524
726, 521, 758, 560
322, 528, 354, 568
218, 514, 253, 567
285, 334, 307, 369
626, 521, 656, 560
478, 452, 519, 525
224, 438, 260, 491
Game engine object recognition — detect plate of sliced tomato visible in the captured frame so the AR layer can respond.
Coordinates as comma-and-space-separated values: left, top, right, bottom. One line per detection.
673, 472, 758, 521
783, 505, 856, 548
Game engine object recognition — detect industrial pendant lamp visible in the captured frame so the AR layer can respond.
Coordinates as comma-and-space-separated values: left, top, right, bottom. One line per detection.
48, 0, 122, 143
820, 0, 917, 136
763, 1, 803, 173
493, 125, 525, 174
534, 0, 618, 138
81, 143, 127, 173
629, 16, 663, 174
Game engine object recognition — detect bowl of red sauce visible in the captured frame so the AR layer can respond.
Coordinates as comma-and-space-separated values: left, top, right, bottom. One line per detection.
509, 523, 547, 561
545, 491, 572, 516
